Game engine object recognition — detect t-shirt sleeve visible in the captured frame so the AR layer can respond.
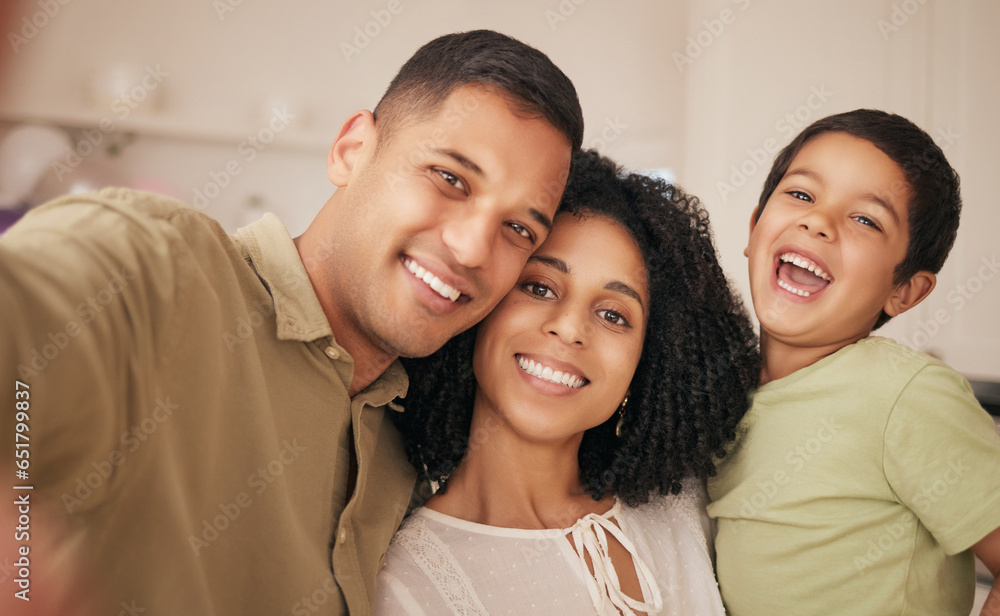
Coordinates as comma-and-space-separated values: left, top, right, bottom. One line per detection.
0, 194, 179, 508
883, 362, 1000, 554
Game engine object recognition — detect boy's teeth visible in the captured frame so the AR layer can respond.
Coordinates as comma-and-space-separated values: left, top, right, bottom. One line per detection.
779, 253, 831, 281
404, 258, 460, 301
516, 355, 586, 389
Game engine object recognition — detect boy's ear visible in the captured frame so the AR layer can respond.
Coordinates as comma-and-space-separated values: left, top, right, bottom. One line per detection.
327, 110, 376, 187
884, 271, 936, 317
744, 206, 761, 257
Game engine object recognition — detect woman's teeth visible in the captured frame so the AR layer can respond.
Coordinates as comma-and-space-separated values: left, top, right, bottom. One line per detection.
404, 258, 460, 302
516, 355, 586, 388
778, 278, 812, 297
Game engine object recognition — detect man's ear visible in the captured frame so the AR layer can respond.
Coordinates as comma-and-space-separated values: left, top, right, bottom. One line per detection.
327, 110, 375, 187
884, 271, 936, 317
744, 206, 761, 258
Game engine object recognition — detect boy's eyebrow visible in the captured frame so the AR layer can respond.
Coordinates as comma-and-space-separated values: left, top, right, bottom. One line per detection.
860, 191, 902, 225
432, 148, 553, 233
785, 167, 902, 225
525, 256, 644, 307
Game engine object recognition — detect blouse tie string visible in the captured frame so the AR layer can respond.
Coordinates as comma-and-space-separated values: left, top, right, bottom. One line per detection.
568, 510, 664, 616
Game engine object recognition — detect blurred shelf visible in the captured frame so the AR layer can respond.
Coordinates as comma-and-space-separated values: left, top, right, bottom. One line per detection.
0, 107, 331, 154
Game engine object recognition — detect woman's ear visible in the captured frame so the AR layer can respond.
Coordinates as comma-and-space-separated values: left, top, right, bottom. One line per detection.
744, 206, 761, 258
327, 110, 375, 187
884, 271, 936, 317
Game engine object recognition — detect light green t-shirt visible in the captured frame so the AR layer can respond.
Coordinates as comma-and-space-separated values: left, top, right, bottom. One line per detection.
708, 336, 1000, 616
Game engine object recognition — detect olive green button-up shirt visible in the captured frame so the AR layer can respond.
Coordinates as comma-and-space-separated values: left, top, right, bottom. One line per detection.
0, 188, 416, 615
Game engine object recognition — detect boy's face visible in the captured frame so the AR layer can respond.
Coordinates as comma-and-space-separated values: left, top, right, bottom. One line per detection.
746, 131, 914, 351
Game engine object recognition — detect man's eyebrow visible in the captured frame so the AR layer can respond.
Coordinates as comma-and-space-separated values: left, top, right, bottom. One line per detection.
529, 209, 553, 233
605, 281, 644, 308
432, 148, 484, 176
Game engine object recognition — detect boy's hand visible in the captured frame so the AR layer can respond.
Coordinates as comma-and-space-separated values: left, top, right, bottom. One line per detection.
974, 525, 1000, 616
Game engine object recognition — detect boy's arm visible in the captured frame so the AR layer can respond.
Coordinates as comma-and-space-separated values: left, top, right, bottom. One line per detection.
974, 526, 1000, 616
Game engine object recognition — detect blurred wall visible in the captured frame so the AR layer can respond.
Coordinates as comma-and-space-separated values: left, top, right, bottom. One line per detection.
1, 0, 997, 377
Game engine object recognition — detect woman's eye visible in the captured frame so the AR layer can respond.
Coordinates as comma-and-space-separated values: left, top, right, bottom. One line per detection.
435, 169, 466, 192
788, 190, 812, 202
853, 215, 882, 231
507, 222, 535, 243
523, 282, 555, 299
598, 309, 630, 327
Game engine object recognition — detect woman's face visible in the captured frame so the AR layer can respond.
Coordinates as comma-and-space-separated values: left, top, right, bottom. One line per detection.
472, 213, 649, 444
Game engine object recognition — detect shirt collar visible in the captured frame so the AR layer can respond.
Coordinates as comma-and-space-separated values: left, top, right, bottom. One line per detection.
233, 213, 409, 406
234, 213, 332, 343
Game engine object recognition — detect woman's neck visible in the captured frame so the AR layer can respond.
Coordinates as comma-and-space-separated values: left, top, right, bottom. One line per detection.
425, 410, 614, 529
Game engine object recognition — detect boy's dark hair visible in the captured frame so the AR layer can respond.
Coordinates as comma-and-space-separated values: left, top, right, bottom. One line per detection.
756, 109, 962, 329
393, 150, 760, 506
373, 30, 584, 150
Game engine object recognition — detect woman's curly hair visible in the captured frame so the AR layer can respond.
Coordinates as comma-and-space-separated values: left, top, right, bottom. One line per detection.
393, 149, 760, 506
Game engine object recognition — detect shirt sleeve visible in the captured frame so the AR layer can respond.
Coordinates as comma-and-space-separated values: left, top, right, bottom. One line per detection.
0, 193, 180, 510
883, 362, 1000, 554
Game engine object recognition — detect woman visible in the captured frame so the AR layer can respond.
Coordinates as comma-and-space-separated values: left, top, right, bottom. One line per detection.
377, 150, 759, 615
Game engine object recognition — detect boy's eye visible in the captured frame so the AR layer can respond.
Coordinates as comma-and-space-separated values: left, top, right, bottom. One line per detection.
434, 169, 466, 193
787, 190, 812, 202
522, 281, 555, 299
852, 215, 882, 231
598, 309, 630, 328
507, 222, 536, 244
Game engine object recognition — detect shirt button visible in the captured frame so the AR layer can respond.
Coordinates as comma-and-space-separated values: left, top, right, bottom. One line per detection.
325, 346, 340, 360
338, 528, 347, 543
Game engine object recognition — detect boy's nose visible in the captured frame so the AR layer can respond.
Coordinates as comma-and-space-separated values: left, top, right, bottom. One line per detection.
797, 208, 836, 240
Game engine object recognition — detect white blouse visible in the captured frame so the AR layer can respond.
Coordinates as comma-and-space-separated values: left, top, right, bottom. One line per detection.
375, 483, 725, 616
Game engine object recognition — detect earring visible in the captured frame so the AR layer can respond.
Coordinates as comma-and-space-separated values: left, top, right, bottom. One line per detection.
615, 395, 628, 438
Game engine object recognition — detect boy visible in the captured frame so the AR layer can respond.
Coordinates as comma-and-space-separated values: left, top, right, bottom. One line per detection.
708, 109, 1000, 615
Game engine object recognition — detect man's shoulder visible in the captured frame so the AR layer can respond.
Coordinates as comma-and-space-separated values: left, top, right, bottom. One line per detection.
28, 187, 223, 236
17, 187, 239, 260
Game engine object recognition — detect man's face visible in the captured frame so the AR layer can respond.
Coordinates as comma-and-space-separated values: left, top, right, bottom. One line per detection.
320, 85, 572, 358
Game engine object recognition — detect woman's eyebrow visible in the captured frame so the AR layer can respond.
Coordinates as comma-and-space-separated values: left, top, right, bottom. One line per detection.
605, 281, 644, 308
527, 255, 568, 273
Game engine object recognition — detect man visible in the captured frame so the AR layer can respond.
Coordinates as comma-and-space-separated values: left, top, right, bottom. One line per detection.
0, 30, 582, 615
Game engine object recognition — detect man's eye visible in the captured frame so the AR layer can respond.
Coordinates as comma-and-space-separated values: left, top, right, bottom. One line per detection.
435, 169, 466, 192
508, 222, 535, 243
522, 282, 555, 299
598, 309, 630, 327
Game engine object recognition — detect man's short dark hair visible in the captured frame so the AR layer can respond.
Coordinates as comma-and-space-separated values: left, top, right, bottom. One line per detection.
756, 109, 962, 329
373, 30, 584, 150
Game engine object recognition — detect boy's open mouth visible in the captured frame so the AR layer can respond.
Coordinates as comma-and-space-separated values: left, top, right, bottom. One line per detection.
776, 252, 832, 297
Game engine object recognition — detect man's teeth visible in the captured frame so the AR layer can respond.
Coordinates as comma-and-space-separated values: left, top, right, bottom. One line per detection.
516, 356, 586, 389
779, 252, 831, 281
404, 259, 460, 302
778, 278, 811, 297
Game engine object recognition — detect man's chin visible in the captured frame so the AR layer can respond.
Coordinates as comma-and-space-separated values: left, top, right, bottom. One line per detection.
376, 323, 461, 359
